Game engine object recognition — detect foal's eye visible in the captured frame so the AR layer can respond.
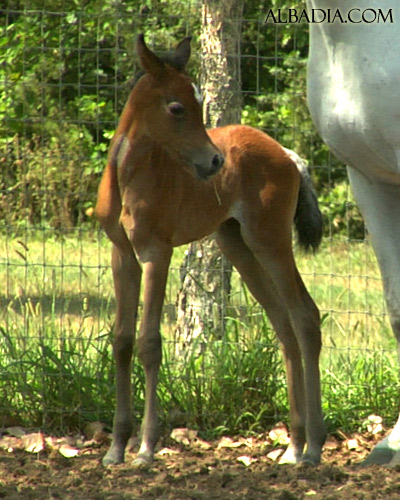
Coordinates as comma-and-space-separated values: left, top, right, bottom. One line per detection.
167, 101, 185, 117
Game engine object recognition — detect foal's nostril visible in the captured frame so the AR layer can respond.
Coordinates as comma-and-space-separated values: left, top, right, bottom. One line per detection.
212, 153, 224, 171
194, 153, 224, 180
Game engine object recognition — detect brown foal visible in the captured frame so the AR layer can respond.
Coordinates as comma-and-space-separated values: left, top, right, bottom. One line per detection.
95, 35, 326, 467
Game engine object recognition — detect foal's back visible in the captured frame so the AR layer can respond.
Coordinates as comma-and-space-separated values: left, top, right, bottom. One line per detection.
152, 124, 300, 247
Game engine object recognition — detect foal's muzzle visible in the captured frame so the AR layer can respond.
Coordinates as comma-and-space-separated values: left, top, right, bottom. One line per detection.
195, 153, 224, 180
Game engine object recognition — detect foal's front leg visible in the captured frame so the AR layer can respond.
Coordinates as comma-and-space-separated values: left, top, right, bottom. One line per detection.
103, 242, 142, 467
134, 243, 173, 466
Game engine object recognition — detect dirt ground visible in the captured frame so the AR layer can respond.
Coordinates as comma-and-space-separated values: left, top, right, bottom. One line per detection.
1, 428, 400, 500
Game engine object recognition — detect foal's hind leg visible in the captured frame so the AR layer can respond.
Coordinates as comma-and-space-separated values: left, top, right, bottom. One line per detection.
217, 219, 326, 464
242, 225, 325, 464
216, 220, 307, 462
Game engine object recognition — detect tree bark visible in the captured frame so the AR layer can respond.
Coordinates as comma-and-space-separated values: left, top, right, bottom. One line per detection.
200, 0, 244, 128
174, 0, 244, 353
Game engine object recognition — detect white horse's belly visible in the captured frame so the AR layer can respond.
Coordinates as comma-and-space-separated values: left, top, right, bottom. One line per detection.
307, 18, 400, 183
309, 72, 400, 183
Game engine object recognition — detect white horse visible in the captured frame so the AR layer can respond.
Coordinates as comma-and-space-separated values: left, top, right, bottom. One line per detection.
307, 0, 400, 465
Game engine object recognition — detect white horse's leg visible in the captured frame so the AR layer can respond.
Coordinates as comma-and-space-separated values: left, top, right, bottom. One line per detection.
348, 166, 400, 466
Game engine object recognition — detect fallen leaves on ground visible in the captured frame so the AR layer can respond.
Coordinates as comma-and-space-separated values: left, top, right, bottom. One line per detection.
0, 422, 110, 460
0, 424, 398, 500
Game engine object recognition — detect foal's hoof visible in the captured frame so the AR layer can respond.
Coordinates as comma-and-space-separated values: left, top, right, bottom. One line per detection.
102, 449, 125, 467
278, 447, 321, 466
299, 453, 321, 466
102, 457, 124, 467
278, 446, 302, 465
132, 453, 153, 469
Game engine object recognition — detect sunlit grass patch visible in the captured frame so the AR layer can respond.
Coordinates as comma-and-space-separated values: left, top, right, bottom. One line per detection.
0, 230, 397, 437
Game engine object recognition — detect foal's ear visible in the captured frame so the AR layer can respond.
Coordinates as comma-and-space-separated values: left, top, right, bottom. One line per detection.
137, 34, 165, 77
172, 37, 192, 71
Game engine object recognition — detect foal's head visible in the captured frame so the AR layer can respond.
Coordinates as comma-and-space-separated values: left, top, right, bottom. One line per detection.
131, 35, 224, 180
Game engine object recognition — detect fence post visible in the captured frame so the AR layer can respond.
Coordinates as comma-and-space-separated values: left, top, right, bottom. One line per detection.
174, 0, 244, 352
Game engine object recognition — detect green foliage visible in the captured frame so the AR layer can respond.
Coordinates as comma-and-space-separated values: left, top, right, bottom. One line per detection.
0, 1, 201, 230
319, 182, 365, 240
241, 1, 310, 149
1, 131, 103, 230
322, 350, 400, 431
0, 303, 115, 430
159, 315, 287, 437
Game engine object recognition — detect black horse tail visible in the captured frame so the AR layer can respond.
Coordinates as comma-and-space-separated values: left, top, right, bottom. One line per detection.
285, 148, 323, 253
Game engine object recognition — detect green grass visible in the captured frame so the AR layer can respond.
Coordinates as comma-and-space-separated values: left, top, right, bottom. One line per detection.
0, 227, 398, 437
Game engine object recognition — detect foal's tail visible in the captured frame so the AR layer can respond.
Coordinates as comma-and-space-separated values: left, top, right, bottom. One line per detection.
284, 148, 323, 253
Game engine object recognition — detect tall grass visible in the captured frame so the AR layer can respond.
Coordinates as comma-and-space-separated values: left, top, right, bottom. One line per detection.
160, 313, 287, 437
0, 229, 398, 437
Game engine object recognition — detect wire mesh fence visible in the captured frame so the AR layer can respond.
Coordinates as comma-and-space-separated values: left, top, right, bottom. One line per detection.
0, 3, 397, 436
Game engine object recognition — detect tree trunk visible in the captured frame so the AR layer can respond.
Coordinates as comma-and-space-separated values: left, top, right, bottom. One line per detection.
174, 0, 244, 354
200, 0, 244, 128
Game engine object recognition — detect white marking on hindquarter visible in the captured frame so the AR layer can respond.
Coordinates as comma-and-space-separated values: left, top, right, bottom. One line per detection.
283, 147, 308, 175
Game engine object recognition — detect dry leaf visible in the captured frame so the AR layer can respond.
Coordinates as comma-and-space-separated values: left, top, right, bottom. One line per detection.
237, 455, 257, 466
267, 448, 284, 461
366, 415, 384, 435
243, 437, 256, 449
59, 444, 80, 458
193, 438, 212, 450
45, 435, 79, 450
170, 428, 198, 445
45, 436, 58, 449
217, 436, 244, 449
324, 438, 339, 450
347, 438, 359, 450
22, 432, 45, 453
0, 435, 23, 452
157, 447, 179, 456
269, 423, 290, 445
